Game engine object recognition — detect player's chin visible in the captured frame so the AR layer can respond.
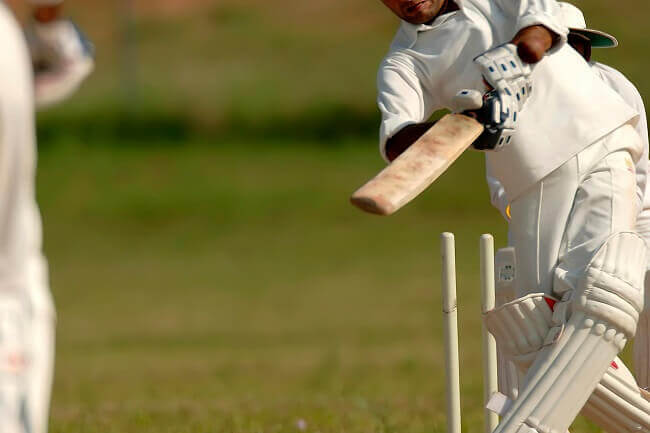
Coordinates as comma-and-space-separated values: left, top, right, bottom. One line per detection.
402, 4, 439, 24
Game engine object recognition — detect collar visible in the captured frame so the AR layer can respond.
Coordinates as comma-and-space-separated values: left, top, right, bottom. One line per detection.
398, 7, 462, 47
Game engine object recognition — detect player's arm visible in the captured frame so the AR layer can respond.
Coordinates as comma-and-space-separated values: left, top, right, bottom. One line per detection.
377, 54, 440, 162
492, 0, 568, 63
25, 0, 94, 109
386, 123, 435, 162
511, 25, 557, 63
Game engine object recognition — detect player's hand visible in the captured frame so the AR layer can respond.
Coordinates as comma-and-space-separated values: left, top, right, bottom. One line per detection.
511, 25, 555, 64
452, 89, 515, 152
25, 19, 94, 109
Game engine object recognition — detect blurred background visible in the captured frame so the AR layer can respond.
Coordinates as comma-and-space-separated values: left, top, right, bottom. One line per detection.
4, 0, 647, 431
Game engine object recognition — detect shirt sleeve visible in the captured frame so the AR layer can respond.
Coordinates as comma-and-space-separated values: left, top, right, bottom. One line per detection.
377, 54, 438, 162
490, 0, 568, 46
486, 159, 509, 219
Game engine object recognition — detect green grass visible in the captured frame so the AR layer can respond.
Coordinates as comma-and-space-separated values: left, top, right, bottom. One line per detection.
39, 138, 613, 432
22, 0, 649, 430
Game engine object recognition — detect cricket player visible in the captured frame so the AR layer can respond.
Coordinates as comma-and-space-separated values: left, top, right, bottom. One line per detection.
0, 1, 92, 432
377, 0, 648, 432
486, 2, 650, 416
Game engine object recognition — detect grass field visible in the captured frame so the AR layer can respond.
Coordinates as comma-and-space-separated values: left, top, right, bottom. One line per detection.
39, 138, 613, 433
17, 0, 649, 431
42, 138, 502, 433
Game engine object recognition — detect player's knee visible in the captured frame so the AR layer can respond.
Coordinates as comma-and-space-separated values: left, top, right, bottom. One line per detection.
573, 232, 646, 338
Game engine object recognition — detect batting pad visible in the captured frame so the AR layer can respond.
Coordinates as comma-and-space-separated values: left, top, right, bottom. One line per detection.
581, 359, 650, 433
491, 233, 647, 433
634, 270, 650, 391
495, 247, 523, 400
0, 293, 30, 433
488, 357, 650, 433
484, 293, 558, 371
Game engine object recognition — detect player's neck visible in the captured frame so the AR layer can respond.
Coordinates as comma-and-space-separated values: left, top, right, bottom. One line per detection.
426, 0, 459, 25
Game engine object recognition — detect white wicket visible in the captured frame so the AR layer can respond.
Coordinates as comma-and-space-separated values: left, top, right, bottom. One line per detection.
480, 234, 499, 433
440, 232, 499, 433
441, 232, 462, 433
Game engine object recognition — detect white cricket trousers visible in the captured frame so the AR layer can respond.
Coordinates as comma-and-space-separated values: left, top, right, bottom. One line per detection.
0, 3, 56, 433
508, 122, 643, 298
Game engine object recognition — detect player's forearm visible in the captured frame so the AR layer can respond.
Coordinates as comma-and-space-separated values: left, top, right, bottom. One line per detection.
511, 25, 556, 64
494, 0, 568, 48
385, 122, 435, 162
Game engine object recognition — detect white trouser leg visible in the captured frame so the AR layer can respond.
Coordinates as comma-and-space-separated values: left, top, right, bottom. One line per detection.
25, 257, 55, 433
509, 124, 642, 298
0, 3, 54, 433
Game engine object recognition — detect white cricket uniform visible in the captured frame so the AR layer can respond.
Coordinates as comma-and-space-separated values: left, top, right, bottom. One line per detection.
378, 0, 640, 294
378, 1, 647, 431
487, 59, 650, 395
0, 3, 56, 433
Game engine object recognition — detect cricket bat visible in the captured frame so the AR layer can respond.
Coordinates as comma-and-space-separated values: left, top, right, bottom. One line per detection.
351, 114, 484, 216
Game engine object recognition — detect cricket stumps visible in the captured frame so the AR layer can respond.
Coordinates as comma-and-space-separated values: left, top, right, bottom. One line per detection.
440, 232, 499, 433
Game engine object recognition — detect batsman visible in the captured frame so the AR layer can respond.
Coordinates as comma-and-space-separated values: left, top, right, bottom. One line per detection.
369, 0, 650, 432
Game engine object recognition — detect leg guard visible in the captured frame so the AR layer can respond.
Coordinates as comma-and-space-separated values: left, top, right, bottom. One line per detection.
0, 258, 55, 433
488, 232, 647, 433
495, 247, 521, 400
634, 270, 650, 390
582, 359, 650, 433
0, 291, 31, 433
25, 257, 55, 433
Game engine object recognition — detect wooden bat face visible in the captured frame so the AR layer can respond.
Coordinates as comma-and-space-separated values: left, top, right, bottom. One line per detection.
350, 114, 485, 215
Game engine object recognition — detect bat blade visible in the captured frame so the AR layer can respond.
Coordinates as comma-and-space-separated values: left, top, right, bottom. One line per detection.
351, 114, 484, 216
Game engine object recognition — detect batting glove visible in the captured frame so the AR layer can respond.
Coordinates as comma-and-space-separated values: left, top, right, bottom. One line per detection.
25, 19, 95, 109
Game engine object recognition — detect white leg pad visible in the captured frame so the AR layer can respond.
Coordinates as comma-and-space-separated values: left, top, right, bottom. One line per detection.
487, 297, 650, 433
633, 269, 650, 390
0, 292, 31, 433
489, 232, 647, 433
485, 293, 558, 371
582, 358, 650, 433
498, 349, 523, 401
0, 258, 55, 433
495, 247, 522, 400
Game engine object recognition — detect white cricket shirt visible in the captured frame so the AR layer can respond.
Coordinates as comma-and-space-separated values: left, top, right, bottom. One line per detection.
487, 62, 649, 216
378, 0, 638, 201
